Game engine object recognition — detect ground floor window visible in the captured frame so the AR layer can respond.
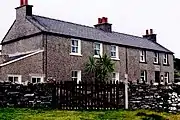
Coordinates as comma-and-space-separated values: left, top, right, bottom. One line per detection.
8, 75, 22, 84
72, 70, 81, 83
164, 72, 169, 83
31, 76, 44, 84
140, 70, 147, 83
112, 72, 119, 81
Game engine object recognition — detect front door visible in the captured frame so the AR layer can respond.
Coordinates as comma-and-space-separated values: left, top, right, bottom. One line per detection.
155, 71, 160, 83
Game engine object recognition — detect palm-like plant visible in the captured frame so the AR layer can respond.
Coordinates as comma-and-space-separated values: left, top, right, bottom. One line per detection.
85, 54, 115, 82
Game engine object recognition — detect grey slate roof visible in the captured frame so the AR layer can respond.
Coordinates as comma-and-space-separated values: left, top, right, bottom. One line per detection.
27, 15, 173, 53
7, 54, 28, 62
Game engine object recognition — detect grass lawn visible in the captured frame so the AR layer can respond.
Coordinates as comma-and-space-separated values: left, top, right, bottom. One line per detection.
0, 108, 180, 120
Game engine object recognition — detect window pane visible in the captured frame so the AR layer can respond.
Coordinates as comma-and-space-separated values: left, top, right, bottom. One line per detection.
14, 77, 18, 82
8, 77, 13, 82
75, 47, 78, 53
95, 44, 100, 49
72, 47, 75, 52
37, 78, 41, 83
72, 40, 78, 46
112, 73, 116, 81
164, 59, 167, 64
141, 71, 144, 77
32, 78, 36, 83
111, 46, 116, 51
154, 58, 157, 62
72, 46, 78, 53
74, 71, 78, 77
111, 52, 116, 57
72, 71, 78, 77
94, 50, 100, 55
141, 51, 144, 55
72, 71, 74, 77
72, 40, 75, 45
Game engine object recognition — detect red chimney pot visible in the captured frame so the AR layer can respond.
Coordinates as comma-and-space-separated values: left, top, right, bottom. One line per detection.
101, 17, 108, 23
104, 17, 108, 23
98, 18, 102, 24
150, 29, 153, 35
20, 0, 28, 6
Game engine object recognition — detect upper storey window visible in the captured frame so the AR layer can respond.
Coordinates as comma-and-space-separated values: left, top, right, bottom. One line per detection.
163, 53, 168, 65
70, 39, 82, 56
140, 50, 146, 63
111, 45, 119, 60
94, 42, 103, 58
154, 52, 159, 64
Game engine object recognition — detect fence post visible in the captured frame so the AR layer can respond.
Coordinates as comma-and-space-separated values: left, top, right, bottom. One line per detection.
52, 82, 57, 109
125, 74, 128, 109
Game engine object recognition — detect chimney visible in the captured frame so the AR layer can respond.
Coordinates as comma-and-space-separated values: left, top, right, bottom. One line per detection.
16, 0, 33, 21
143, 29, 157, 42
94, 17, 112, 32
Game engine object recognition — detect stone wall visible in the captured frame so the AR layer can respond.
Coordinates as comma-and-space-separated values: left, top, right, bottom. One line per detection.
0, 82, 54, 108
128, 82, 180, 113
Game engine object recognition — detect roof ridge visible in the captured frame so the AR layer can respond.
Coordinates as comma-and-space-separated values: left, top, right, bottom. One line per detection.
32, 15, 145, 39
112, 31, 145, 40
32, 14, 97, 30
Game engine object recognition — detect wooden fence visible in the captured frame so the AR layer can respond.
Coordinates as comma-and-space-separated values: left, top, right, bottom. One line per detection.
54, 81, 125, 110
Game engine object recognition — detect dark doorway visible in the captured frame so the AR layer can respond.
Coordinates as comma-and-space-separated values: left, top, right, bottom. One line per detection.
155, 71, 160, 83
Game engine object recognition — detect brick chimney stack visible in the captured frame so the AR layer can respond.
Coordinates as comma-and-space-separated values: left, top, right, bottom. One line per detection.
16, 0, 33, 21
94, 17, 112, 32
143, 29, 157, 43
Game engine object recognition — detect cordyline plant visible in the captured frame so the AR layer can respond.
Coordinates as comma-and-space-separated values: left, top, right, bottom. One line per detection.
85, 54, 115, 83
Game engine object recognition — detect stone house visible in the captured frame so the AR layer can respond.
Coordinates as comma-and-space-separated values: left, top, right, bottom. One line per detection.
0, 1, 174, 84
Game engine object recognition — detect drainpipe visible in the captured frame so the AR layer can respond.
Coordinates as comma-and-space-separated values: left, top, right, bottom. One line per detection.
125, 47, 128, 109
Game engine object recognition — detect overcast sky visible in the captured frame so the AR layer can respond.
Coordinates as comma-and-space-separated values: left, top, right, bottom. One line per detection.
0, 0, 180, 58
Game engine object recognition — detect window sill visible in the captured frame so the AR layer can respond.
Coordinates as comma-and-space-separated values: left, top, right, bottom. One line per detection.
163, 63, 170, 66
153, 62, 160, 65
153, 82, 170, 85
111, 58, 120, 61
93, 55, 101, 58
153, 82, 159, 85
70, 53, 82, 57
139, 61, 147, 64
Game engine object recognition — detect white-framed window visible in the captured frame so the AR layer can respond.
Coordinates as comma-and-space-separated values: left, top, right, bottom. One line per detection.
70, 39, 81, 56
111, 45, 119, 60
164, 72, 169, 83
112, 72, 119, 81
8, 75, 22, 84
154, 52, 159, 64
94, 42, 103, 57
140, 70, 147, 83
31, 76, 44, 84
163, 53, 168, 65
72, 70, 81, 83
140, 50, 146, 62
